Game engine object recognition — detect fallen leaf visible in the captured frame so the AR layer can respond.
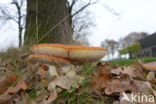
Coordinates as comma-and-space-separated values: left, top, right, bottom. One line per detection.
61, 65, 76, 77
48, 75, 84, 91
111, 66, 146, 80
0, 73, 18, 94
149, 78, 156, 85
146, 72, 155, 80
48, 65, 59, 77
0, 80, 27, 103
37, 66, 48, 78
0, 73, 18, 86
113, 100, 120, 104
111, 67, 123, 75
90, 63, 112, 94
40, 90, 58, 104
104, 75, 138, 95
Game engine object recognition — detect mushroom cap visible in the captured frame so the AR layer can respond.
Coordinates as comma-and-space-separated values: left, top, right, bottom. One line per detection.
27, 54, 70, 66
143, 62, 156, 71
67, 45, 107, 62
31, 44, 68, 58
31, 44, 107, 62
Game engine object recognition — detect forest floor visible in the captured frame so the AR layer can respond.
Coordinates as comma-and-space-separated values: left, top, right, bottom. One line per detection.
0, 47, 156, 104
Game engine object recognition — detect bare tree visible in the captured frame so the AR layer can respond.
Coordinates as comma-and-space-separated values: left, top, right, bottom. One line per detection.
67, 0, 99, 18
119, 32, 148, 49
101, 39, 110, 60
0, 0, 26, 47
68, 0, 98, 45
71, 0, 122, 46
101, 39, 119, 60
72, 10, 94, 45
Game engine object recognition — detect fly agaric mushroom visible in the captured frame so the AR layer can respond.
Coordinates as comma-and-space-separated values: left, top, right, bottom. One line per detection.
31, 44, 106, 62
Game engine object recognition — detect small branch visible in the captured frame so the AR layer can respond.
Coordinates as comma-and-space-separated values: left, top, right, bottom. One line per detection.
66, 0, 70, 8
69, 0, 78, 14
0, 8, 18, 23
71, 0, 99, 17
100, 3, 121, 17
20, 0, 25, 7
11, 0, 25, 47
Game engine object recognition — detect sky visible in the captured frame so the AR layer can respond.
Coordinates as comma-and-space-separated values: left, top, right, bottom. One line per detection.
88, 0, 156, 46
0, 0, 156, 51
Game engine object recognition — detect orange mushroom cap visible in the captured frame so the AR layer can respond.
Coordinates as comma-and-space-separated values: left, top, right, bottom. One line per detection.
67, 45, 106, 62
31, 44, 68, 58
31, 44, 107, 62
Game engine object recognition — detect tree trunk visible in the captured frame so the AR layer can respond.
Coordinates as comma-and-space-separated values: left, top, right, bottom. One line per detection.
129, 52, 133, 59
24, 0, 73, 46
18, 27, 22, 47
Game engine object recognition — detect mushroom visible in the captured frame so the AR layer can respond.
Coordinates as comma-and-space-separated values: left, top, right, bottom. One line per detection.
27, 44, 106, 96
28, 54, 70, 66
31, 44, 106, 62
31, 44, 68, 58
67, 45, 107, 62
142, 62, 156, 71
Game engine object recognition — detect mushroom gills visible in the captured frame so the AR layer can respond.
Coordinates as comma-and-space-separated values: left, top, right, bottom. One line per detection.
28, 54, 70, 66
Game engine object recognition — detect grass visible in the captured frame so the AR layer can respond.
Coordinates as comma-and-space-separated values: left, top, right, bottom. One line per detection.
0, 47, 31, 73
142, 57, 156, 63
54, 90, 114, 104
113, 57, 156, 66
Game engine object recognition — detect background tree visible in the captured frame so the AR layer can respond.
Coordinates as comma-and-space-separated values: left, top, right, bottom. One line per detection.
119, 48, 128, 59
109, 40, 119, 59
73, 10, 95, 46
101, 39, 110, 59
119, 32, 148, 48
101, 39, 119, 60
127, 43, 141, 58
0, 0, 26, 47
119, 42, 141, 59
119, 32, 147, 59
